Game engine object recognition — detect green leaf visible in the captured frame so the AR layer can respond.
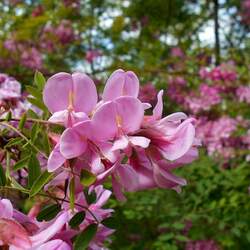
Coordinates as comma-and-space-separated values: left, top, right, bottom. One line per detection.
74, 224, 98, 250
80, 169, 96, 187
28, 154, 41, 187
26, 86, 42, 100
27, 109, 39, 119
5, 111, 12, 121
37, 204, 61, 222
30, 171, 53, 197
4, 137, 24, 148
31, 123, 40, 143
69, 177, 75, 211
102, 217, 116, 229
175, 235, 188, 242
0, 164, 6, 186
18, 112, 27, 130
27, 97, 47, 112
41, 131, 50, 156
172, 222, 185, 230
13, 155, 30, 171
34, 71, 46, 90
69, 211, 86, 229
84, 189, 96, 204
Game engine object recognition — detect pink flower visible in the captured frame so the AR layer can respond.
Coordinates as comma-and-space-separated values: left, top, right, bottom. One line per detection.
0, 198, 70, 250
171, 47, 184, 58
138, 82, 157, 103
0, 73, 21, 100
102, 69, 139, 101
185, 84, 221, 114
43, 72, 97, 127
236, 86, 250, 103
85, 50, 102, 63
21, 48, 43, 70
185, 239, 220, 250
55, 20, 75, 44
44, 69, 199, 200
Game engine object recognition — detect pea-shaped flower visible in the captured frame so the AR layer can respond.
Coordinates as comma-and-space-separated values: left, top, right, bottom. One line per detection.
43, 72, 98, 127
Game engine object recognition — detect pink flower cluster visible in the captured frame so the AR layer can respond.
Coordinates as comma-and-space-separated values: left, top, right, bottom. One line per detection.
85, 50, 102, 64
3, 38, 43, 70
45, 69, 199, 196
138, 82, 157, 104
185, 84, 221, 114
241, 0, 250, 25
41, 20, 75, 51
0, 186, 113, 250
0, 69, 199, 249
21, 48, 43, 70
2, 19, 75, 70
196, 116, 238, 159
166, 61, 250, 162
185, 239, 220, 250
236, 86, 250, 104
0, 72, 41, 123
199, 64, 237, 82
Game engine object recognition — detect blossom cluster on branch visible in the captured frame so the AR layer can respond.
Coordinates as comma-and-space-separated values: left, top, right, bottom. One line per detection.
0, 69, 199, 249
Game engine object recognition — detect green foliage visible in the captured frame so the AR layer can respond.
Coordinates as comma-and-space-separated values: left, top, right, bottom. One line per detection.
69, 211, 86, 229
37, 204, 61, 222
29, 170, 53, 197
80, 169, 96, 187
109, 154, 250, 249
74, 224, 98, 250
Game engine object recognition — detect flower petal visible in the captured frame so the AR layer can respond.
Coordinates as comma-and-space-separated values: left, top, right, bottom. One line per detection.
60, 127, 87, 159
33, 239, 71, 250
129, 136, 150, 148
152, 90, 163, 120
159, 118, 196, 161
0, 199, 13, 219
114, 96, 144, 134
103, 69, 139, 101
72, 72, 97, 113
111, 136, 129, 151
0, 218, 31, 249
91, 101, 117, 141
43, 72, 73, 113
116, 164, 138, 191
30, 212, 68, 247
47, 143, 66, 172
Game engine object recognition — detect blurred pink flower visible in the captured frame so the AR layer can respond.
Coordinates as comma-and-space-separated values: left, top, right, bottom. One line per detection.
21, 48, 43, 70
186, 239, 220, 250
236, 86, 250, 103
85, 50, 102, 63
185, 84, 221, 114
171, 47, 184, 58
138, 82, 157, 103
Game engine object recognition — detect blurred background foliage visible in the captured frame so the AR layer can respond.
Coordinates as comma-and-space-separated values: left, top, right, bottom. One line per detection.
0, 0, 250, 249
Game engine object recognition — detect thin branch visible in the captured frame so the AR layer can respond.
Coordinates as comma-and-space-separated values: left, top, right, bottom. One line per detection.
0, 121, 48, 159
0, 117, 60, 125
214, 0, 221, 65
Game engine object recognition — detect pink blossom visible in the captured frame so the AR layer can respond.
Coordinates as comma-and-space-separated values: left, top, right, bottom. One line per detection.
171, 47, 184, 58
3, 39, 17, 52
185, 84, 221, 114
138, 82, 158, 103
185, 239, 220, 250
43, 69, 199, 201
0, 198, 70, 250
196, 116, 237, 157
21, 48, 43, 70
43, 72, 97, 127
85, 50, 102, 63
0, 73, 21, 100
55, 20, 75, 44
236, 86, 250, 103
